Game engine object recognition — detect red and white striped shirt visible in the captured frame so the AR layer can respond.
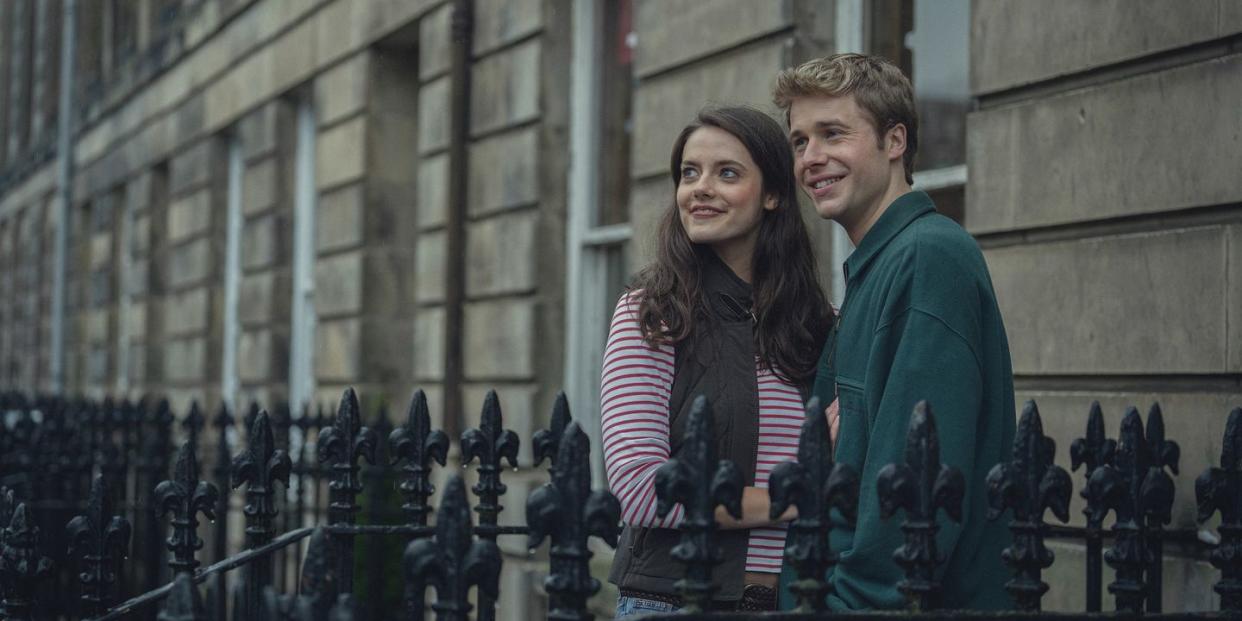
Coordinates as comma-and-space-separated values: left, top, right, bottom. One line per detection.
601, 292, 803, 573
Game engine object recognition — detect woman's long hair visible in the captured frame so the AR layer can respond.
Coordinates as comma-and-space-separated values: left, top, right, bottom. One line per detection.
631, 106, 832, 383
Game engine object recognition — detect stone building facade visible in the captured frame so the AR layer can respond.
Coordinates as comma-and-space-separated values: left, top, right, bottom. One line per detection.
0, 0, 1237, 615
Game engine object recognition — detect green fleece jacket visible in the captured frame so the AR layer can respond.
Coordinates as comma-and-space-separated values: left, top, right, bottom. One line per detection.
779, 191, 1016, 610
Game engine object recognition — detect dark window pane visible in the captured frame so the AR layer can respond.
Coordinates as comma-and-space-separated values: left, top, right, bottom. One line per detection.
598, 0, 633, 227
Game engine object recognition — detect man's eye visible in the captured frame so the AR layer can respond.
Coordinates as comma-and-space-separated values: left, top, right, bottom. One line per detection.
791, 137, 807, 149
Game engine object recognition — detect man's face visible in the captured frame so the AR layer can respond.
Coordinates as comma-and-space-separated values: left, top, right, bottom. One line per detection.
788, 94, 898, 234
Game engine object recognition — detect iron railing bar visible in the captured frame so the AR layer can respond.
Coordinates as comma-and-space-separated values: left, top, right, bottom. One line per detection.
1045, 524, 1208, 546
87, 526, 316, 621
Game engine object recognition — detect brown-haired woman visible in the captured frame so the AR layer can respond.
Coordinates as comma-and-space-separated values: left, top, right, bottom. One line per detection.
602, 106, 833, 616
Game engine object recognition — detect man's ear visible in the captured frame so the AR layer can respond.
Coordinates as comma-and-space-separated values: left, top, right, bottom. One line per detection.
885, 123, 908, 164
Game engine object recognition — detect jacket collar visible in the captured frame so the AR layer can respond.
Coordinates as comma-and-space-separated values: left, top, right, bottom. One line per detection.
700, 249, 755, 323
844, 190, 935, 283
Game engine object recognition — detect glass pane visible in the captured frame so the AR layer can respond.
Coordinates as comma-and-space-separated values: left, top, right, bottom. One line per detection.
909, 0, 969, 171
872, 0, 970, 171
598, 0, 634, 227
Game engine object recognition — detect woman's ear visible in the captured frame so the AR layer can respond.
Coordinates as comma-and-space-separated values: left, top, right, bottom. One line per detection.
763, 193, 778, 211
886, 123, 908, 163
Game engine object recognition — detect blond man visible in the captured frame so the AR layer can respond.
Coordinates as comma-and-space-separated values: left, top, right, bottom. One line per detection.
774, 54, 1015, 610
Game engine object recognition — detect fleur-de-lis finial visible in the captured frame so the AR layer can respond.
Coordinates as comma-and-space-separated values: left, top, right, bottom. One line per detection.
316, 388, 377, 594
768, 397, 860, 612
652, 395, 744, 613
67, 475, 132, 616
407, 475, 502, 621
461, 391, 520, 526
527, 421, 621, 621
0, 504, 54, 621
532, 392, 572, 473
1087, 406, 1150, 612
985, 401, 1072, 610
1142, 403, 1179, 612
876, 401, 965, 611
154, 441, 219, 574
1071, 401, 1115, 611
389, 389, 449, 527
158, 573, 205, 621
232, 410, 292, 620
1196, 407, 1242, 612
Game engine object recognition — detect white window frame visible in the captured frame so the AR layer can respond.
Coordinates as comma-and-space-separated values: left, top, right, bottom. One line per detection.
220, 134, 244, 409
289, 100, 318, 414
565, 0, 632, 487
115, 188, 132, 397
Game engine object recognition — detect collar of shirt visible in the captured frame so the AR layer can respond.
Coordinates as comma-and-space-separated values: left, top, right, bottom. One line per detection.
843, 190, 936, 283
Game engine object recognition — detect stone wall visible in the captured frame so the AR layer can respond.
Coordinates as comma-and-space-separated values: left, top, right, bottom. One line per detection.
969, 0, 1242, 610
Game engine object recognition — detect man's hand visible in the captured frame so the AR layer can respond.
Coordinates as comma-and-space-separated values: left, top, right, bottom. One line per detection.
825, 398, 840, 449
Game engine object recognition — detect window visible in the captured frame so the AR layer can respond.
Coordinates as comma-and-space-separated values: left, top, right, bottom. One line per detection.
288, 99, 317, 412
565, 0, 636, 484
220, 133, 244, 408
870, 0, 970, 224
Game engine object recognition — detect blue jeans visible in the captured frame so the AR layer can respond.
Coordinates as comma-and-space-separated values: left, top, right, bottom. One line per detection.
615, 595, 679, 619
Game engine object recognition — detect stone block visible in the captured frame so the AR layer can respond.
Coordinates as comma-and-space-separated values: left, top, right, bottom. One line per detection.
413, 306, 445, 381
314, 251, 364, 318
967, 55, 1242, 234
126, 260, 149, 298
473, 0, 542, 57
1226, 0, 1242, 34
972, 0, 1226, 95
167, 237, 214, 289
1021, 390, 1242, 534
417, 154, 449, 229
316, 53, 370, 127
174, 93, 206, 150
170, 140, 213, 195
463, 298, 535, 380
238, 329, 273, 382
164, 287, 210, 336
242, 212, 285, 271
315, 317, 360, 381
316, 184, 365, 253
270, 16, 317, 96
242, 157, 280, 216
470, 39, 540, 136
165, 337, 206, 383
631, 38, 788, 178
87, 346, 110, 384
466, 210, 537, 297
128, 344, 146, 385
1039, 541, 1217, 612
239, 102, 282, 162
467, 127, 539, 216
986, 226, 1228, 375
358, 315, 416, 385
634, 0, 791, 77
419, 3, 451, 80
168, 189, 212, 243
415, 230, 446, 304
239, 270, 288, 327
316, 116, 367, 191
417, 76, 450, 154
627, 175, 673, 264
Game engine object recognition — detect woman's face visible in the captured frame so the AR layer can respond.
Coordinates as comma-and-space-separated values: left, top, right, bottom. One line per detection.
676, 126, 775, 266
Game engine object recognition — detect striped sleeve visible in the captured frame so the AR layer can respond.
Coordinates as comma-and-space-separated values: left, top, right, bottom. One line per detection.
600, 291, 683, 528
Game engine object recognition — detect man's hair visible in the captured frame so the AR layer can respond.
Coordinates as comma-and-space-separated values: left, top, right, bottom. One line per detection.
773, 53, 918, 184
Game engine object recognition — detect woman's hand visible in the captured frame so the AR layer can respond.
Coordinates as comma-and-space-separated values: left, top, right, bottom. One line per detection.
825, 398, 840, 449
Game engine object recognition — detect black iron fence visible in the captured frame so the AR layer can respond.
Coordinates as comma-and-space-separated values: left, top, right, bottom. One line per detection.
0, 388, 1237, 620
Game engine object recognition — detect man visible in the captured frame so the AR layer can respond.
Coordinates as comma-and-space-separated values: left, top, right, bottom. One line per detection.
773, 53, 1015, 610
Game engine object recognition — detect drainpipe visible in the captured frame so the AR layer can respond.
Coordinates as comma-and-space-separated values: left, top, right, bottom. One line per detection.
50, 0, 77, 394
443, 0, 472, 438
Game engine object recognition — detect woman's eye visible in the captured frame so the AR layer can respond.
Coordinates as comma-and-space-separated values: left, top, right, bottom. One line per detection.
720, 168, 739, 180
681, 167, 698, 179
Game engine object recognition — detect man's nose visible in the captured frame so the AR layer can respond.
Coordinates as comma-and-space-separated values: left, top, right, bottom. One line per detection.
799, 138, 829, 168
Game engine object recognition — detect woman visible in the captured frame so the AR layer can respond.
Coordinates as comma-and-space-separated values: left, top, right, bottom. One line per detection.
602, 106, 833, 616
